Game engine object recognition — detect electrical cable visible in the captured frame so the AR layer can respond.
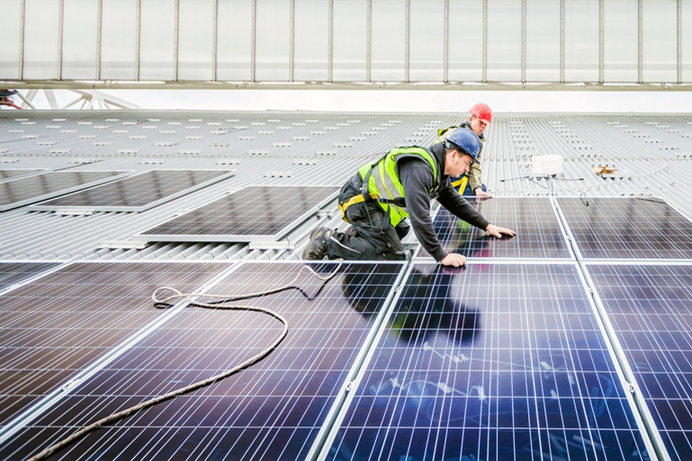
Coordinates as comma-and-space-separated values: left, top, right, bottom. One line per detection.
26, 260, 344, 461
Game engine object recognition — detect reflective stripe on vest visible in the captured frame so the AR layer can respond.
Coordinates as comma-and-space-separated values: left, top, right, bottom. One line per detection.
355, 146, 438, 227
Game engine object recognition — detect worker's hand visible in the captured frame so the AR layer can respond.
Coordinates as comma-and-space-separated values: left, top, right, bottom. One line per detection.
486, 224, 516, 239
475, 189, 493, 198
440, 253, 466, 267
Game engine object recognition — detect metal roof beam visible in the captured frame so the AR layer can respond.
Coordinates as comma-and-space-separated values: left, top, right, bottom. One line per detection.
5, 81, 692, 91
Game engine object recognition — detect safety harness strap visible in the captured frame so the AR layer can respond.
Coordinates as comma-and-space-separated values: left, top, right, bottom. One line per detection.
451, 175, 469, 194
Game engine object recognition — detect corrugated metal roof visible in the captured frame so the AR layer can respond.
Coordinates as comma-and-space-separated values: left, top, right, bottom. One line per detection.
1, 110, 691, 262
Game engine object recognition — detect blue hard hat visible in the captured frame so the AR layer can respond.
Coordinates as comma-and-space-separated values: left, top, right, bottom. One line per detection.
444, 128, 481, 163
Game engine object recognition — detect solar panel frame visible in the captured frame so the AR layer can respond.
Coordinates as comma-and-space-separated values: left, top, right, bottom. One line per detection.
28, 169, 236, 213
0, 261, 407, 461
415, 197, 573, 260
585, 262, 692, 461
133, 185, 340, 245
0, 170, 133, 212
322, 261, 655, 461
556, 196, 692, 260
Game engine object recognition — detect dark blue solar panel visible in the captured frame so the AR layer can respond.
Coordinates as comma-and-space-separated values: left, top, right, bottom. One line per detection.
0, 171, 128, 211
0, 262, 230, 429
138, 185, 339, 242
589, 263, 692, 460
0, 262, 58, 291
326, 263, 650, 461
32, 170, 233, 212
417, 197, 570, 259
557, 197, 692, 259
2, 262, 404, 461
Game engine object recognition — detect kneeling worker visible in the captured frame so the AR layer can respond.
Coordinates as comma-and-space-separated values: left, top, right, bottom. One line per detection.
302, 129, 516, 267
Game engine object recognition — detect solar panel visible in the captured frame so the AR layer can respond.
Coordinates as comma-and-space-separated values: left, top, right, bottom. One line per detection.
135, 185, 339, 244
588, 263, 692, 460
30, 170, 235, 212
0, 170, 43, 182
1, 261, 404, 461
326, 263, 651, 461
557, 197, 692, 259
417, 197, 571, 259
0, 171, 130, 211
0, 262, 59, 292
0, 262, 230, 429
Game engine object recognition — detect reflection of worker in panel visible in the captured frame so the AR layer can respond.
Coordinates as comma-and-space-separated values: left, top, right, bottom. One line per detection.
341, 263, 480, 345
303, 129, 515, 267
437, 103, 493, 198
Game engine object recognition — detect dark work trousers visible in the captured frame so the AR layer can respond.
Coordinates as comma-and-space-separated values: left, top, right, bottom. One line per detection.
326, 176, 408, 261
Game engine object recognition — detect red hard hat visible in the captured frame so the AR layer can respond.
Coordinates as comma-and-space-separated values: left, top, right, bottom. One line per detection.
470, 103, 492, 124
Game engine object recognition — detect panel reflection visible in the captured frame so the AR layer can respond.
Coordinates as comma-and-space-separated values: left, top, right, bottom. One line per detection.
328, 263, 650, 461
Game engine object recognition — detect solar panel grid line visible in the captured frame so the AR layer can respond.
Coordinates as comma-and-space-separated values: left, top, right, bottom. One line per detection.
416, 197, 573, 260
552, 262, 652, 458
556, 196, 692, 260
1, 261, 404, 461
584, 263, 692, 461
583, 264, 675, 460
312, 262, 423, 461
539, 261, 616, 456
324, 263, 654, 461
556, 204, 689, 459
553, 193, 690, 459
29, 169, 237, 213
304, 261, 415, 461
0, 261, 236, 450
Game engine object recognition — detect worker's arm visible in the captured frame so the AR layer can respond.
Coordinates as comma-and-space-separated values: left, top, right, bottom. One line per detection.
437, 181, 515, 237
398, 158, 448, 262
437, 181, 490, 230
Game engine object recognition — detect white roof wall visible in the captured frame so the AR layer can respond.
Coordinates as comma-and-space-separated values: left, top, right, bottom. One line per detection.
1, 0, 692, 88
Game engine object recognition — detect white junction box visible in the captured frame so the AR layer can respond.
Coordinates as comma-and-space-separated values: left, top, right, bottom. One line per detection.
532, 155, 563, 176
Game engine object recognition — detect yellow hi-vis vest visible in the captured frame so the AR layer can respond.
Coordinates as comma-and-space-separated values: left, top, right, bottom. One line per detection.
341, 146, 440, 227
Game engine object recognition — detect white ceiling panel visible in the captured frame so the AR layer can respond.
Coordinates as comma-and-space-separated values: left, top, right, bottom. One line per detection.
101, 0, 139, 81
0, 0, 23, 80
23, 0, 61, 80
2, 0, 692, 89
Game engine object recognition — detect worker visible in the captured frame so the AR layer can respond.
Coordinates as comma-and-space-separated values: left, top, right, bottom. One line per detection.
302, 129, 515, 267
438, 103, 493, 198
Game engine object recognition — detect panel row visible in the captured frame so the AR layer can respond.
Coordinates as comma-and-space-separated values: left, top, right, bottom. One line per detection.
1, 259, 691, 459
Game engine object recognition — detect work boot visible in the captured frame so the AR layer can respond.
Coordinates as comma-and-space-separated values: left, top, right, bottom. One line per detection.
302, 227, 333, 260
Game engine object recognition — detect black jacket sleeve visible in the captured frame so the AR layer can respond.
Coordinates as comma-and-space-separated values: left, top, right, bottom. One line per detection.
436, 180, 490, 230
398, 158, 448, 262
